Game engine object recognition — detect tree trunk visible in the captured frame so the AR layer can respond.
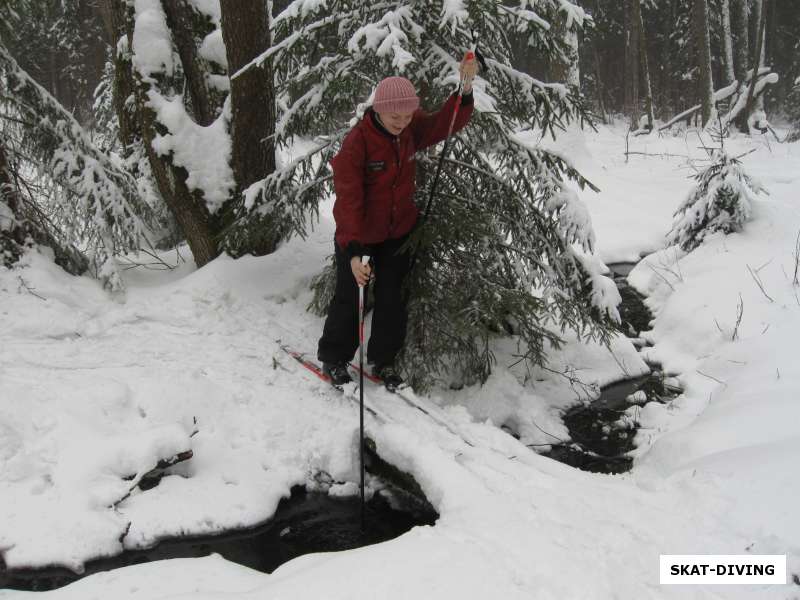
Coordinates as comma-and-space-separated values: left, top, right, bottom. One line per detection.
136, 91, 218, 266
730, 0, 750, 87
721, 0, 736, 85
633, 0, 653, 130
120, 2, 218, 267
219, 0, 276, 191
219, 0, 279, 255
752, 0, 768, 113
103, 0, 139, 151
623, 0, 640, 128
692, 0, 714, 127
161, 0, 220, 126
766, 0, 776, 66
764, 0, 777, 113
137, 96, 219, 266
750, 0, 764, 64
743, 0, 768, 132
550, 5, 580, 88
591, 40, 607, 122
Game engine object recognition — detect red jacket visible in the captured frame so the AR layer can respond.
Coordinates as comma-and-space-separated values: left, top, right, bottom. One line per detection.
330, 93, 474, 256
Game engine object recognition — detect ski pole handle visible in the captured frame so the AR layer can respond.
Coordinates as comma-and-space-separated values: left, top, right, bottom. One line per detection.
358, 256, 370, 349
359, 255, 371, 288
460, 51, 478, 91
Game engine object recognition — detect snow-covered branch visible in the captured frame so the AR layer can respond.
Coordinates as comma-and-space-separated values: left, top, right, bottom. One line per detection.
0, 44, 155, 289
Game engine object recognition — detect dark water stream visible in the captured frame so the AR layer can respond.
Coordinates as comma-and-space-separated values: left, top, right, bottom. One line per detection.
542, 262, 681, 474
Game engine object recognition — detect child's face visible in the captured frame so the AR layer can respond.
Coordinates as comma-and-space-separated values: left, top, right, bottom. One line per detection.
377, 110, 414, 135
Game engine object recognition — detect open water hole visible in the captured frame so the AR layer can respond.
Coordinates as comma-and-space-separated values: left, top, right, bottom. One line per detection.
1, 451, 437, 591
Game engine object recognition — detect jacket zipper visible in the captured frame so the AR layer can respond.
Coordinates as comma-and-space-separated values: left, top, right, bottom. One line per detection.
389, 136, 401, 236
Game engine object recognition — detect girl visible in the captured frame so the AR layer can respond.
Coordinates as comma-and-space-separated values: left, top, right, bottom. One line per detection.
318, 54, 478, 391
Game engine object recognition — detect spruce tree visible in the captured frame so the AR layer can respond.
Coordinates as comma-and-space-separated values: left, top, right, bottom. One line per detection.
667, 151, 763, 252
0, 6, 154, 288
258, 0, 621, 388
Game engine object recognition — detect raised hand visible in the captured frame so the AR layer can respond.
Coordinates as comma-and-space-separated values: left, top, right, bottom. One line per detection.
459, 52, 479, 93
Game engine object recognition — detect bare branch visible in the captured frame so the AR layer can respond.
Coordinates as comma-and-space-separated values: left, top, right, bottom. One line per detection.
732, 293, 744, 341
16, 275, 46, 300
746, 263, 774, 303
623, 151, 690, 160
696, 370, 727, 386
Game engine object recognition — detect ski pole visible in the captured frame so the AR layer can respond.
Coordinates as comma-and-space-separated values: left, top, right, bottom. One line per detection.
358, 254, 370, 529
418, 50, 475, 228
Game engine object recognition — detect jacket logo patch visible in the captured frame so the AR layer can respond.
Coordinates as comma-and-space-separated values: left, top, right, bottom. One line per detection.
366, 160, 386, 172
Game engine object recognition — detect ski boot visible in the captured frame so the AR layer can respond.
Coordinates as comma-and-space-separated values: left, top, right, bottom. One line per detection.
375, 364, 404, 393
323, 361, 352, 388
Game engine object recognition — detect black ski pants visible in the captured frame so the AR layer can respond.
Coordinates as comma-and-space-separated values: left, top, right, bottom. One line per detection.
317, 235, 412, 367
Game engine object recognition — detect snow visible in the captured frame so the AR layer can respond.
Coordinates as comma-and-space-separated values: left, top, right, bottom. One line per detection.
148, 94, 235, 214
722, 71, 780, 128
623, 132, 800, 553
507, 6, 550, 31
347, 8, 418, 73
546, 185, 596, 252
444, 328, 644, 449
131, 0, 174, 81
714, 80, 739, 103
578, 252, 623, 322
276, 0, 329, 22
440, 0, 468, 31
199, 28, 227, 69
557, 0, 589, 29
0, 200, 14, 231
2, 124, 799, 598
0, 555, 265, 599
188, 0, 221, 24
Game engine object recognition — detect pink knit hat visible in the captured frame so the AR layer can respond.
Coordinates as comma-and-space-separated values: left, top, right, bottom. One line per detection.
372, 76, 420, 114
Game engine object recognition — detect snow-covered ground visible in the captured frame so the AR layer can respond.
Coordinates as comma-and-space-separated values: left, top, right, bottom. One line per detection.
1, 123, 798, 598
